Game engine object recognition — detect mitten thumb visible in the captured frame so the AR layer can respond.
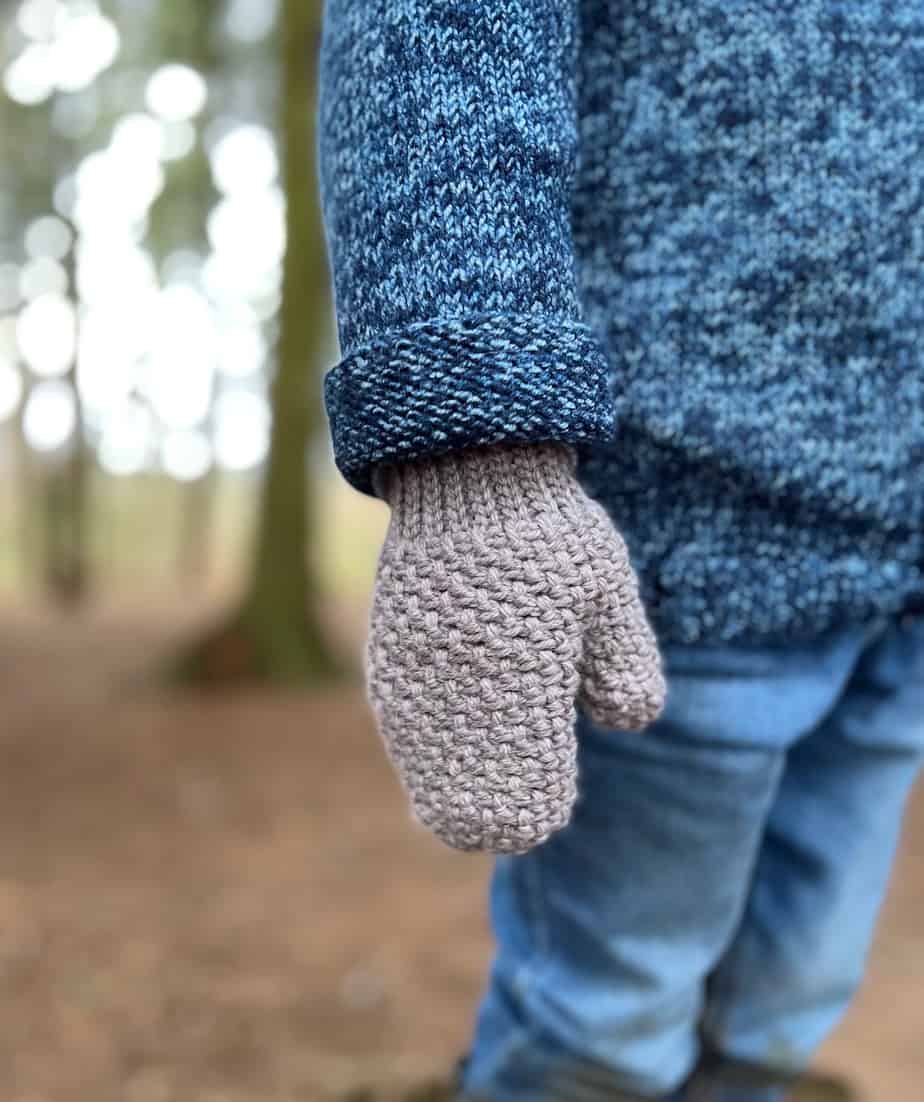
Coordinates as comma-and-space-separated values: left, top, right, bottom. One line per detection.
578, 558, 666, 730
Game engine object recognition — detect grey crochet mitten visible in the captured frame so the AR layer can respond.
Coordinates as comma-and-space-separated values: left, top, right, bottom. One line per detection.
368, 442, 666, 854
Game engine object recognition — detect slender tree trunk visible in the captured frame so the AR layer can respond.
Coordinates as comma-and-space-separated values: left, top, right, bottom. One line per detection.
174, 0, 340, 683
146, 0, 222, 588
242, 0, 332, 661
41, 227, 90, 608
14, 380, 37, 596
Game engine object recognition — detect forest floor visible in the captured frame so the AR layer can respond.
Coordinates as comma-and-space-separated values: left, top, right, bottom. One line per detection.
0, 601, 922, 1102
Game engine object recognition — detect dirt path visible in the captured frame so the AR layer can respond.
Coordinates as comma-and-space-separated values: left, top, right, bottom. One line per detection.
0, 606, 920, 1101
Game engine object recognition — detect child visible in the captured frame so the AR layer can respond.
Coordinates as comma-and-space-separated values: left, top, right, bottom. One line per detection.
317, 2, 924, 1099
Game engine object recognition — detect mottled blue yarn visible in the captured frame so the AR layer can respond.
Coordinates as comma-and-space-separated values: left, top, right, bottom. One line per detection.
318, 1, 924, 644
318, 1, 614, 489
325, 314, 614, 487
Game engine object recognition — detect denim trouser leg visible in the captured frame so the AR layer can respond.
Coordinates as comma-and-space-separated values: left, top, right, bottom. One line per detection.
702, 615, 924, 1077
462, 617, 924, 1101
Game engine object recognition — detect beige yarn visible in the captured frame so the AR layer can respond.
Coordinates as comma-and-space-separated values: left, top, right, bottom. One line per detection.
367, 442, 666, 854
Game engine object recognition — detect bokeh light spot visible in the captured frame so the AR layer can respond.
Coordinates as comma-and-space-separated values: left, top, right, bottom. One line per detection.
97, 400, 153, 476
25, 215, 73, 261
17, 293, 76, 378
23, 380, 76, 452
146, 63, 208, 123
211, 124, 278, 195
54, 11, 120, 93
224, 0, 278, 44
19, 258, 69, 300
214, 390, 269, 471
162, 429, 212, 481
17, 0, 59, 42
4, 44, 55, 105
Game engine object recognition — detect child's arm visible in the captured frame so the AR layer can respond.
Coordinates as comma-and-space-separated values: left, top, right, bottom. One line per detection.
319, 2, 664, 854
318, 0, 615, 492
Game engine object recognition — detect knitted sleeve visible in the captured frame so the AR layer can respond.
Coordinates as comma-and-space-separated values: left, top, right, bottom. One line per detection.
318, 0, 615, 495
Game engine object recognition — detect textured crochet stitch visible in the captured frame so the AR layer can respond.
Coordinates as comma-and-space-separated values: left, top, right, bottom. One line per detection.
368, 443, 665, 852
319, 1, 924, 644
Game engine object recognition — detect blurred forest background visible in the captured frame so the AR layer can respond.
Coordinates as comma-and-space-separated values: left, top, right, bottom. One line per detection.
0, 0, 387, 668
0, 2, 922, 1100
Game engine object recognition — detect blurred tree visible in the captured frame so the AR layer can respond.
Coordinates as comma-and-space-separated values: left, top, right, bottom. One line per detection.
175, 0, 339, 682
0, 87, 40, 592
146, 0, 223, 587
1, 82, 88, 606
43, 200, 88, 607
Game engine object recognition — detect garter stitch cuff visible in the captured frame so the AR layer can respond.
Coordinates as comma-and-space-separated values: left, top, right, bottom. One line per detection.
366, 442, 665, 853
327, 315, 615, 496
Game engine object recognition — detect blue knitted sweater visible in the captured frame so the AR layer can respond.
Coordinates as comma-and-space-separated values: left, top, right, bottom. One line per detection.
318, 1, 924, 644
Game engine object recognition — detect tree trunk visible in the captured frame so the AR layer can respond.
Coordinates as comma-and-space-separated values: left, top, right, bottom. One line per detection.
174, 0, 341, 683
41, 228, 90, 608
146, 0, 221, 588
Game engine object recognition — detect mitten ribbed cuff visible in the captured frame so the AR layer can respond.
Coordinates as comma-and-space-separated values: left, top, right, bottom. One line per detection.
372, 442, 581, 540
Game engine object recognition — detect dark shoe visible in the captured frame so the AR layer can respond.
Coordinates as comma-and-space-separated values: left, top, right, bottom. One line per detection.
337, 1082, 456, 1102
453, 1051, 695, 1101
685, 1050, 860, 1102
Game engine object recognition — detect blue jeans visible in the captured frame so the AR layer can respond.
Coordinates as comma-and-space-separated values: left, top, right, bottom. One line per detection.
461, 613, 924, 1100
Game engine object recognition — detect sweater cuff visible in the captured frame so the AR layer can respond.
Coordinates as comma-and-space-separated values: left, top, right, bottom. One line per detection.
323, 312, 616, 496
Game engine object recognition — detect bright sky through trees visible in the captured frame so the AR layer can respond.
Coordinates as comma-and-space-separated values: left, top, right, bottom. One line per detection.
1, 0, 284, 479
